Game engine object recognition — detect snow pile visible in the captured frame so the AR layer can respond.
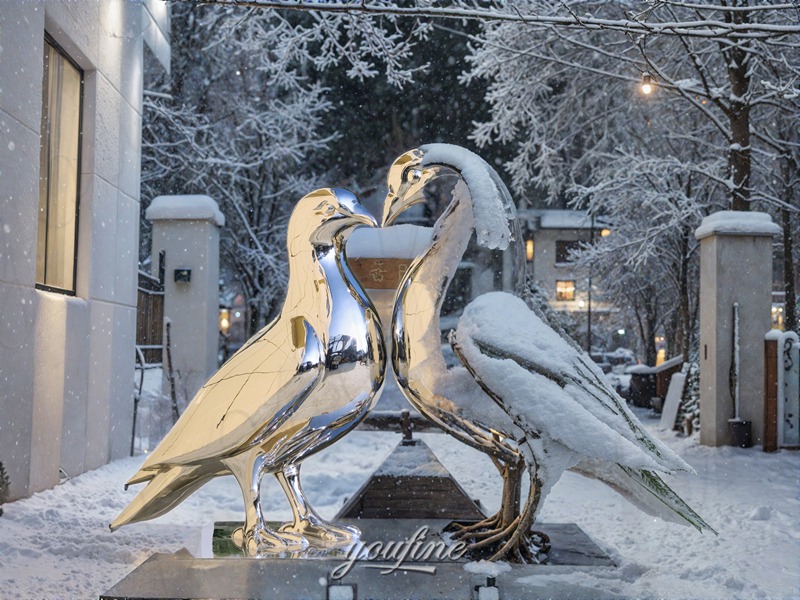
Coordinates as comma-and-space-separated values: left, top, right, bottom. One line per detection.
144, 195, 225, 226
464, 560, 512, 576
694, 210, 781, 240
373, 442, 448, 477
420, 143, 515, 250
346, 224, 433, 259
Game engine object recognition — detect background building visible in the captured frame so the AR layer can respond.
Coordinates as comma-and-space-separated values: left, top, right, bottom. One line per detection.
520, 209, 613, 314
0, 1, 170, 499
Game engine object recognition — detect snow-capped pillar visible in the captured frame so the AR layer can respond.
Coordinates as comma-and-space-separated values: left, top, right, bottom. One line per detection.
695, 211, 781, 447
146, 195, 225, 405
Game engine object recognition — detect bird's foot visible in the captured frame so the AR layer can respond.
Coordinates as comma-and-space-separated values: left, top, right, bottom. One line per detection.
449, 515, 501, 541
232, 524, 308, 556
445, 520, 550, 564
518, 529, 551, 564
279, 515, 360, 549
491, 528, 551, 564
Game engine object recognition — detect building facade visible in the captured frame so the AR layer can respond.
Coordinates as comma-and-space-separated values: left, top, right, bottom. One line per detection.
0, 0, 170, 499
520, 209, 613, 313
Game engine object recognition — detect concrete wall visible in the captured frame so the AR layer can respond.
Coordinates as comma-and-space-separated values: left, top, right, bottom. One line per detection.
0, 1, 169, 499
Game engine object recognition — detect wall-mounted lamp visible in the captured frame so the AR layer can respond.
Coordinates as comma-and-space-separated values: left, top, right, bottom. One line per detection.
525, 238, 534, 262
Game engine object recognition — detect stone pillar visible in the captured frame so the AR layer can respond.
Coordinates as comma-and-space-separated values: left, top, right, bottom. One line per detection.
695, 211, 781, 446
146, 195, 224, 404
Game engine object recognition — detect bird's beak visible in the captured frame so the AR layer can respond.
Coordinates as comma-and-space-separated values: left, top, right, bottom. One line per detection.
381, 166, 438, 227
347, 202, 379, 229
333, 189, 378, 229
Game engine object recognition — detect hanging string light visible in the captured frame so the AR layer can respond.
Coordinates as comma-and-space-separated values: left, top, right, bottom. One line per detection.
641, 71, 655, 95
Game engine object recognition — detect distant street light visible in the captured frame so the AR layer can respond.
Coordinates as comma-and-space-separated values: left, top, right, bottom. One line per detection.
219, 307, 231, 335
641, 71, 655, 95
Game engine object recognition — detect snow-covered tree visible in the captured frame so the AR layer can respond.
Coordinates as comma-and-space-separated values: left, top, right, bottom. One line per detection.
459, 0, 797, 356
142, 5, 335, 332
144, 0, 799, 341
141, 4, 446, 332
567, 107, 730, 360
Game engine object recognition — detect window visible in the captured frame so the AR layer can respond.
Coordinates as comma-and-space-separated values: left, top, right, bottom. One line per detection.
555, 240, 580, 264
555, 280, 576, 301
36, 35, 83, 294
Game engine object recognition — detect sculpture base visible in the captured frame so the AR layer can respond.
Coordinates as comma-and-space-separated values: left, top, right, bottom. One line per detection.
101, 520, 616, 600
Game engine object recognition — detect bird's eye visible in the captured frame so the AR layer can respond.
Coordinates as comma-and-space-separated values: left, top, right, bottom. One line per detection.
405, 168, 422, 184
314, 201, 338, 216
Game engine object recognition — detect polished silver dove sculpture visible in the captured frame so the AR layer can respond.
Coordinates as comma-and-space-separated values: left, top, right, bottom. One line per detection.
384, 145, 713, 561
112, 188, 385, 554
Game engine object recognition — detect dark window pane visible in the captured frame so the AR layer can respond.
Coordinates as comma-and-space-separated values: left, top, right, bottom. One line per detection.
555, 240, 580, 264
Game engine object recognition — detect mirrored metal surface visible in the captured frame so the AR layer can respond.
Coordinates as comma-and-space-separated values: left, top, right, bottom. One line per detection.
112, 188, 385, 554
381, 146, 543, 562
382, 147, 522, 463
382, 147, 713, 563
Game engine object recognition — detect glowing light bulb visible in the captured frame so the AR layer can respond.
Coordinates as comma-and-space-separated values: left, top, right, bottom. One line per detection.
641, 71, 654, 95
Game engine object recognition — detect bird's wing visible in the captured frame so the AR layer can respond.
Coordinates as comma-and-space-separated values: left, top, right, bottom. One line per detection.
134, 317, 325, 476
453, 292, 691, 473
572, 458, 715, 533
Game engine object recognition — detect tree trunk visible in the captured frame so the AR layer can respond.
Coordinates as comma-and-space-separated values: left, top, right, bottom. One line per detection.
725, 5, 751, 212
632, 301, 649, 364
664, 309, 678, 361
783, 209, 797, 332
643, 293, 658, 365
678, 229, 691, 358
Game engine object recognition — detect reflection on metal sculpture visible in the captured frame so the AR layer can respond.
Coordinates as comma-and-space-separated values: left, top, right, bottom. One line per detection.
383, 145, 713, 562
112, 188, 385, 554
382, 146, 532, 560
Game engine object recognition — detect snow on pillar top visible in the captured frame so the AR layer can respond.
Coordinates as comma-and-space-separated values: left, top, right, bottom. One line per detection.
347, 224, 433, 259
145, 195, 225, 227
694, 210, 780, 241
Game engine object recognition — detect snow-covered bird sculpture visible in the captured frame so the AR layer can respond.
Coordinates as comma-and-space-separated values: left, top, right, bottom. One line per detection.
383, 144, 713, 561
112, 188, 386, 554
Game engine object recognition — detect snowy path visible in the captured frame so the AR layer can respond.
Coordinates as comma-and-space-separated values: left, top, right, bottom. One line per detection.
0, 410, 797, 599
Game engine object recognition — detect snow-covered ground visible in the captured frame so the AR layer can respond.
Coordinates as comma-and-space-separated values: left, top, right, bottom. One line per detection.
0, 403, 797, 599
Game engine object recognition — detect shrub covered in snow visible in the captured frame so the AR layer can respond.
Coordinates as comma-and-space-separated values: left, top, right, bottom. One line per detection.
677, 359, 701, 435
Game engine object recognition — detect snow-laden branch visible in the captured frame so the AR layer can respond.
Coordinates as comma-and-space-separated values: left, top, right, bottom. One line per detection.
197, 0, 800, 39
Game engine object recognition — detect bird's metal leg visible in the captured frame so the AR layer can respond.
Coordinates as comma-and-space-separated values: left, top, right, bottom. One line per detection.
490, 460, 548, 563
452, 453, 520, 542
223, 452, 307, 554
275, 463, 360, 549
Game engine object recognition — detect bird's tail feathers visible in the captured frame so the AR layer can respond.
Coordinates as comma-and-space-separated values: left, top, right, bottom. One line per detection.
110, 464, 216, 531
572, 358, 694, 475
125, 469, 156, 488
572, 459, 715, 534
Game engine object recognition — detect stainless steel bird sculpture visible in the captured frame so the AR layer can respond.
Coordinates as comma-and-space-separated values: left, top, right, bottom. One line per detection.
383, 145, 713, 562
111, 188, 385, 554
